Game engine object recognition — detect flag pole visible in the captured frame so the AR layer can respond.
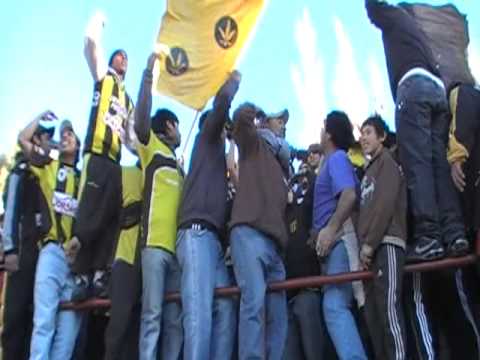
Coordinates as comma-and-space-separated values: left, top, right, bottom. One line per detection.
181, 110, 201, 159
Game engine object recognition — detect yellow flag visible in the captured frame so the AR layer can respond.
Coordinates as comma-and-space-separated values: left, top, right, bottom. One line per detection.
156, 0, 265, 110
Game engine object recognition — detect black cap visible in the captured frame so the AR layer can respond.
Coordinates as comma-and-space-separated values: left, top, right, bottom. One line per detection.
109, 49, 127, 66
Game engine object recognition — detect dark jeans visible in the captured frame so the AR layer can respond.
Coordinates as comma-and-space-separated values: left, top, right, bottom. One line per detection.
283, 290, 327, 360
396, 75, 465, 245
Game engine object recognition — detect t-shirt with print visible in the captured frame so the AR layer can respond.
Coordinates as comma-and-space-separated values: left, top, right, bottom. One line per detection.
313, 150, 358, 231
29, 160, 79, 246
137, 130, 184, 253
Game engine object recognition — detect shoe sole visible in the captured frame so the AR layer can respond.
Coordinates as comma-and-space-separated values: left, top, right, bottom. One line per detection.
407, 249, 445, 263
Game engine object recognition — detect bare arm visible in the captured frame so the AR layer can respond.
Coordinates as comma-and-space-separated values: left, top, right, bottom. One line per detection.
134, 54, 157, 145
327, 188, 357, 234
316, 188, 357, 257
84, 12, 108, 82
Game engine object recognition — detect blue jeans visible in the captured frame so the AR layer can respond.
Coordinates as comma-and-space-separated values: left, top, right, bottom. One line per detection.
139, 247, 183, 360
230, 225, 287, 360
323, 241, 367, 360
30, 242, 82, 360
176, 228, 236, 360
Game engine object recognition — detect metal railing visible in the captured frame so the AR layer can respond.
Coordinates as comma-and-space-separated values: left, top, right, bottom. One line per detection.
60, 231, 480, 311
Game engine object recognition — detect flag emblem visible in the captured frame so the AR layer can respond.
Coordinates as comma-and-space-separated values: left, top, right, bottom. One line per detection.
166, 47, 189, 76
215, 16, 238, 49
155, 0, 266, 110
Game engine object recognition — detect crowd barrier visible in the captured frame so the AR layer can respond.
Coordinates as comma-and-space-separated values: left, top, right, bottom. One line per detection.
60, 231, 480, 311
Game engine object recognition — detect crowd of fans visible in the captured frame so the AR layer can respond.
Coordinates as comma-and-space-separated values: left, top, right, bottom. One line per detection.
1, 0, 480, 359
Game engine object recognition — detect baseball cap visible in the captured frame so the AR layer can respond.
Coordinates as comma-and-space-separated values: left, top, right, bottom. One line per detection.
60, 119, 74, 135
260, 109, 289, 124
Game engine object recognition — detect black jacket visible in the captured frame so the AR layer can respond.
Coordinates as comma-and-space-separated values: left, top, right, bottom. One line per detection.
177, 78, 238, 235
285, 169, 320, 284
365, 0, 441, 100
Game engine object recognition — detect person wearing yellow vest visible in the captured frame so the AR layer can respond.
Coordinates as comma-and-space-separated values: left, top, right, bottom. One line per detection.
135, 53, 184, 360
104, 163, 143, 360
68, 11, 135, 301
18, 112, 82, 360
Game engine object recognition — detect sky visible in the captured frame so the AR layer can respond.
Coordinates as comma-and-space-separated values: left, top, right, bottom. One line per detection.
0, 0, 479, 167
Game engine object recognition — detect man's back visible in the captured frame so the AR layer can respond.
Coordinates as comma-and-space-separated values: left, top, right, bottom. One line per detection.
365, 0, 439, 99
230, 108, 288, 250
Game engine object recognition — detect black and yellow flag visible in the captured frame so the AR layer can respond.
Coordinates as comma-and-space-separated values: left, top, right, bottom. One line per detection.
156, 0, 265, 110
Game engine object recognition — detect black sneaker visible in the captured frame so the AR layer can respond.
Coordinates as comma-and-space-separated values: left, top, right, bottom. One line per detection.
92, 272, 110, 299
71, 275, 91, 302
447, 238, 469, 258
406, 237, 445, 263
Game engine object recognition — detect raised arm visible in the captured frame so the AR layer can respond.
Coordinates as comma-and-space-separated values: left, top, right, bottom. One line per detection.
84, 11, 108, 82
365, 0, 397, 30
123, 105, 139, 155
18, 111, 55, 160
134, 54, 157, 145
232, 103, 260, 159
202, 71, 241, 141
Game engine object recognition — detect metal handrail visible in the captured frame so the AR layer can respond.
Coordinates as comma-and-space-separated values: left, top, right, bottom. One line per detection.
60, 232, 480, 311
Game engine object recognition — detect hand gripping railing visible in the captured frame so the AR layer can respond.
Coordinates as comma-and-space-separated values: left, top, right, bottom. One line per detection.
60, 231, 480, 311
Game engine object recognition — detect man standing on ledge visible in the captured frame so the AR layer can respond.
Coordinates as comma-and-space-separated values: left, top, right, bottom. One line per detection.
365, 0, 468, 262
68, 11, 134, 299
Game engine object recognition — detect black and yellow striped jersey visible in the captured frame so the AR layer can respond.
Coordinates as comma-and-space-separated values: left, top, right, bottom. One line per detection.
137, 130, 184, 252
114, 165, 143, 265
29, 160, 79, 246
84, 70, 134, 163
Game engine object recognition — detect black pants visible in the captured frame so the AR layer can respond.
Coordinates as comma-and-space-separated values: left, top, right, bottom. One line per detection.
72, 153, 122, 274
1, 236, 39, 360
283, 290, 329, 360
461, 140, 480, 234
396, 75, 465, 245
104, 259, 142, 360
404, 268, 480, 360
449, 84, 480, 235
364, 244, 407, 360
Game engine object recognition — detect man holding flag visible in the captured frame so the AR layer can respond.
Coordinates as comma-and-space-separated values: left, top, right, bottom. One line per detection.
176, 70, 241, 360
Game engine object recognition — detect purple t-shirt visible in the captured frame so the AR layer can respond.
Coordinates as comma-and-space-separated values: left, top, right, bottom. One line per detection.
313, 150, 358, 231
